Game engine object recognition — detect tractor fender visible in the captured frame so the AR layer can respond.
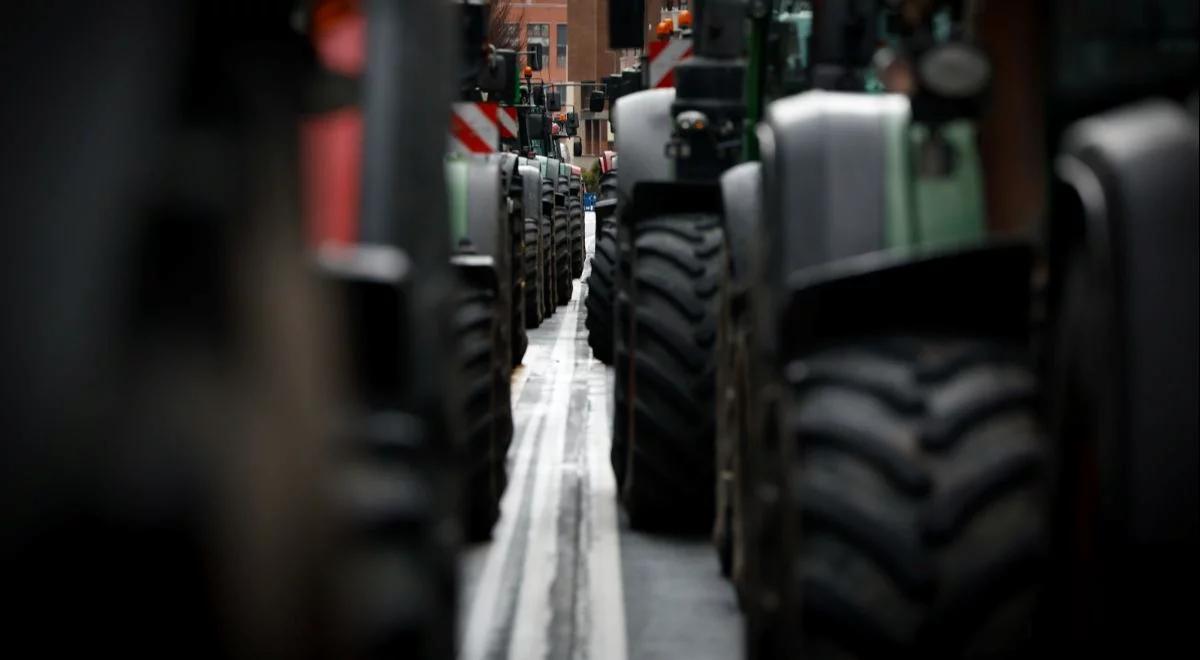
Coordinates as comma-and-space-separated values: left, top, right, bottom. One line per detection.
758, 91, 911, 290
518, 165, 542, 224
778, 240, 1033, 364
1055, 100, 1198, 554
614, 88, 676, 203
461, 157, 507, 265
487, 152, 520, 199
719, 161, 762, 289
450, 254, 500, 294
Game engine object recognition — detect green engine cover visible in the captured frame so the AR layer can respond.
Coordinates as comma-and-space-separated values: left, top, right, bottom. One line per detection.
882, 115, 986, 250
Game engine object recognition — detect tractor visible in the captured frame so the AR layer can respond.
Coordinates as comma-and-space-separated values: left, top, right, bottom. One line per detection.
604, 0, 747, 534
303, 0, 471, 652
569, 164, 587, 279
605, 0, 1195, 657
729, 2, 1055, 656
307, 0, 513, 554
585, 151, 621, 363
742, 1, 1197, 657
3, 1, 461, 658
1036, 0, 1197, 654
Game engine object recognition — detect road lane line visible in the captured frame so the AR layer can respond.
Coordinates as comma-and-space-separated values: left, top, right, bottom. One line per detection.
508, 282, 581, 660
583, 308, 626, 660
461, 300, 574, 660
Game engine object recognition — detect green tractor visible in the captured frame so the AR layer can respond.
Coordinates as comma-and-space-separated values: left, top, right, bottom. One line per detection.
630, 1, 1195, 658
536, 154, 575, 308
447, 0, 527, 540
735, 2, 1054, 656
600, 0, 1165, 656
512, 71, 579, 316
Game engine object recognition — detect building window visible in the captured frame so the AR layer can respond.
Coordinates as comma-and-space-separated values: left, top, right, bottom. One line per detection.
527, 23, 549, 68
527, 23, 549, 47
556, 23, 568, 69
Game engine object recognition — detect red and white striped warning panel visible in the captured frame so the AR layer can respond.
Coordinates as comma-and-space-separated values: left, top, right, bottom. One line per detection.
647, 37, 693, 89
450, 102, 500, 155
498, 106, 519, 140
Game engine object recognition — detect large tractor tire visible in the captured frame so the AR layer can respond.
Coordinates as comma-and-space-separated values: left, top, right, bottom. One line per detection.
714, 270, 751, 586
523, 217, 543, 328
615, 214, 725, 532
553, 207, 573, 305
610, 212, 634, 490
585, 220, 618, 364
569, 201, 586, 279
456, 283, 513, 541
599, 169, 618, 198
776, 337, 1049, 659
510, 215, 528, 366
541, 213, 555, 316
340, 413, 459, 660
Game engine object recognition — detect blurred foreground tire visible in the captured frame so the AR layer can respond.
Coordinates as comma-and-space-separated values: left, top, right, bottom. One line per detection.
778, 337, 1050, 659
456, 284, 511, 541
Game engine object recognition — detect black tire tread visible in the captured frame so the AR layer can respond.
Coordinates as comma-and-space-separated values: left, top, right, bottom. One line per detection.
553, 207, 572, 306
455, 286, 510, 541
619, 215, 725, 532
585, 222, 618, 364
785, 338, 1049, 658
523, 218, 543, 328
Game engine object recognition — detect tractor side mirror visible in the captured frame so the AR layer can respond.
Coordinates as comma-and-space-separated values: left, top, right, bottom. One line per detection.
573, 138, 583, 158
477, 52, 508, 97
492, 49, 519, 104
567, 111, 578, 131
533, 84, 546, 106
609, 0, 643, 50
546, 90, 561, 112
529, 43, 544, 71
589, 88, 605, 112
526, 113, 545, 138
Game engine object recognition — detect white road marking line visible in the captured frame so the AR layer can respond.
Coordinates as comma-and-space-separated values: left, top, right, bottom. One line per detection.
511, 342, 547, 406
508, 282, 581, 660
461, 313, 569, 660
462, 210, 628, 660
576, 211, 626, 660
585, 361, 627, 660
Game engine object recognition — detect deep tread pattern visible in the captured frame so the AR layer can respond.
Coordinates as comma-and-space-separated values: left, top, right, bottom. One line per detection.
569, 202, 585, 279
510, 206, 528, 366
339, 413, 458, 660
585, 219, 618, 364
541, 179, 556, 315
553, 207, 572, 306
612, 337, 630, 488
523, 218, 543, 328
782, 338, 1049, 658
599, 170, 618, 199
541, 216, 554, 315
456, 286, 511, 541
617, 214, 725, 532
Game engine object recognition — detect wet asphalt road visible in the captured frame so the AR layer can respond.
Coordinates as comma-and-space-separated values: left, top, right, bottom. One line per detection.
458, 211, 743, 660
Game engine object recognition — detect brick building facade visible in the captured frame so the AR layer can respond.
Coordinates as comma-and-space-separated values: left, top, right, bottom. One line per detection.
500, 1, 570, 83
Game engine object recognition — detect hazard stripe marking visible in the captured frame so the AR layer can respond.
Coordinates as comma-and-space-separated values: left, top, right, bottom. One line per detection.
648, 38, 693, 89
498, 107, 519, 139
451, 102, 500, 154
